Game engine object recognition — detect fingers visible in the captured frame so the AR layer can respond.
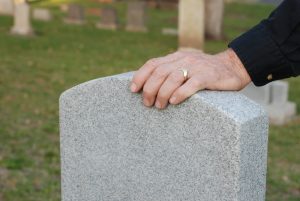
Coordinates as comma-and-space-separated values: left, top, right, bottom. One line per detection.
155, 69, 187, 109
131, 52, 184, 93
142, 60, 186, 107
169, 75, 206, 105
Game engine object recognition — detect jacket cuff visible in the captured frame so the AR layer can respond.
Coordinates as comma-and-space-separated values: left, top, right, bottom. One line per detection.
228, 22, 295, 86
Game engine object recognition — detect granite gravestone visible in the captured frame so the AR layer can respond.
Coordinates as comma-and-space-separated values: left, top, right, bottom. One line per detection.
241, 83, 271, 105
10, 0, 33, 36
268, 81, 296, 125
96, 7, 118, 30
0, 0, 14, 15
64, 4, 85, 25
126, 1, 147, 32
240, 81, 296, 125
163, 0, 224, 40
33, 8, 52, 21
60, 72, 269, 201
178, 0, 205, 50
205, 0, 224, 40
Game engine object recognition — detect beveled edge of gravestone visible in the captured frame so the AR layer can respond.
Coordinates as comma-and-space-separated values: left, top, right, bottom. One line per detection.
60, 71, 267, 125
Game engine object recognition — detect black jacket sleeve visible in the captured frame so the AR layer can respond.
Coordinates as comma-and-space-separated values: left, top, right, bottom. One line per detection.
228, 0, 300, 86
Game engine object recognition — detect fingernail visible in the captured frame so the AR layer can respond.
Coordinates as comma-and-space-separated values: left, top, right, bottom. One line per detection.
170, 97, 176, 104
155, 101, 162, 109
130, 83, 137, 92
144, 99, 151, 107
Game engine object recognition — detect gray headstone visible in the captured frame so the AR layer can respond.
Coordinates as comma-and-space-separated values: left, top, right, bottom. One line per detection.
205, 0, 224, 40
96, 7, 118, 30
267, 101, 296, 125
60, 72, 269, 201
240, 82, 270, 105
240, 81, 296, 125
64, 4, 85, 25
178, 0, 205, 50
268, 81, 296, 125
33, 8, 52, 22
0, 0, 14, 15
126, 1, 147, 32
10, 1, 33, 36
270, 81, 288, 104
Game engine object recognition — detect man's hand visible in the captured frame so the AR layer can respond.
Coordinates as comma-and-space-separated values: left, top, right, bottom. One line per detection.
130, 48, 251, 109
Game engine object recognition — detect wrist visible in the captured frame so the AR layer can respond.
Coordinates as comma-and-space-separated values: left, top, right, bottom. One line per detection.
224, 48, 251, 89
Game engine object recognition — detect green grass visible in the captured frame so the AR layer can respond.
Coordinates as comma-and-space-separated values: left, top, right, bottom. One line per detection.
0, 2, 299, 201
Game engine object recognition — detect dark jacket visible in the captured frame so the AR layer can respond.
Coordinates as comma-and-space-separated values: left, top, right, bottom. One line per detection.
228, 0, 300, 86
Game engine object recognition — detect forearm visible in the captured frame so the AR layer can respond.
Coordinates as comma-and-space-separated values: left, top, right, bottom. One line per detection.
228, 0, 300, 86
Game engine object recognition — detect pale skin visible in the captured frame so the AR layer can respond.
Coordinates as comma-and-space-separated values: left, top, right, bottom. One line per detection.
130, 48, 251, 109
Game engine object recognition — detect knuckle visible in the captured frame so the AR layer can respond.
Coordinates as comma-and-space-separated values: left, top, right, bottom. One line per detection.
157, 92, 168, 102
169, 72, 182, 82
183, 55, 198, 64
174, 90, 184, 100
169, 51, 182, 58
143, 86, 155, 97
146, 58, 158, 66
152, 67, 167, 79
132, 73, 141, 83
178, 50, 187, 55
190, 78, 201, 88
166, 52, 175, 57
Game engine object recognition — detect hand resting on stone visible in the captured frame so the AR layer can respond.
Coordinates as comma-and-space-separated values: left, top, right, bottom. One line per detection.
130, 48, 251, 109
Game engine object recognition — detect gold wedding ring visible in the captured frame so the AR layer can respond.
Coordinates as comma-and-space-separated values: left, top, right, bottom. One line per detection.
178, 68, 189, 81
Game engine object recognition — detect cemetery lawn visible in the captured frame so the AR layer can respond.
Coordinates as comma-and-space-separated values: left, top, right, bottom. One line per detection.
0, 2, 299, 201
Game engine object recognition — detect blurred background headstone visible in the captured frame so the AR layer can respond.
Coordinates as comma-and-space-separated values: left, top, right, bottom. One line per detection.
241, 81, 297, 125
178, 0, 205, 50
205, 0, 224, 40
96, 7, 118, 30
0, 0, 13, 15
126, 1, 148, 32
10, 0, 33, 36
64, 4, 85, 25
33, 8, 52, 22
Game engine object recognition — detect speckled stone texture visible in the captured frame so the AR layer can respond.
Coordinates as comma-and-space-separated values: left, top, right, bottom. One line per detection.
59, 72, 269, 201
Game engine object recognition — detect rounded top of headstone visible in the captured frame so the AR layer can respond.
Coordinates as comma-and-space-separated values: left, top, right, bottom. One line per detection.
60, 71, 267, 126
